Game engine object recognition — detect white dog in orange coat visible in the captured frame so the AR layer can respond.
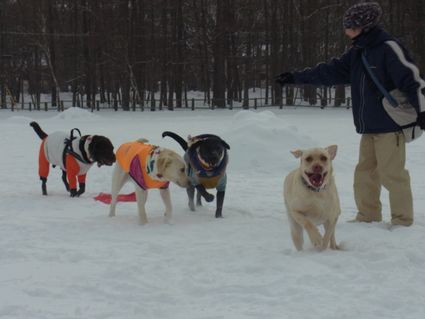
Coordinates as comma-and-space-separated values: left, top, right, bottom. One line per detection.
109, 139, 189, 225
283, 145, 340, 251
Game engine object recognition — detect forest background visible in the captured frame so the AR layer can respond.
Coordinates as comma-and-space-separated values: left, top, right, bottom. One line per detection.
0, 0, 424, 111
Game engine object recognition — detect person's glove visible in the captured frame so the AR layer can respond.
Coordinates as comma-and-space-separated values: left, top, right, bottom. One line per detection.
417, 111, 425, 130
275, 72, 295, 86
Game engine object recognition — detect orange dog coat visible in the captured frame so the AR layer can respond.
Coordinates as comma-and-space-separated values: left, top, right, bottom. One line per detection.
116, 141, 169, 190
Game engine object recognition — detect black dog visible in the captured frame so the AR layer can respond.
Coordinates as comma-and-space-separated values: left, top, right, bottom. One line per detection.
162, 131, 230, 218
30, 121, 115, 197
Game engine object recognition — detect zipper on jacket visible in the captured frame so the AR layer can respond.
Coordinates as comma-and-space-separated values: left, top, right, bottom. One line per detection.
359, 73, 366, 133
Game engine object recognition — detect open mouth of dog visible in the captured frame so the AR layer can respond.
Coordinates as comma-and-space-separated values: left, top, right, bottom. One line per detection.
305, 171, 327, 188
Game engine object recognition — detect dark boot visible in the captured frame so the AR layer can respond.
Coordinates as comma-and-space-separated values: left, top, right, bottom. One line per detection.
195, 184, 214, 202
40, 177, 47, 195
61, 170, 69, 191
215, 191, 225, 218
77, 183, 85, 196
187, 186, 196, 211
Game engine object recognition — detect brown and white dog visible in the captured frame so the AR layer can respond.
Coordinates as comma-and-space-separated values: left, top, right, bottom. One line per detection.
30, 121, 115, 197
109, 139, 190, 224
283, 145, 340, 251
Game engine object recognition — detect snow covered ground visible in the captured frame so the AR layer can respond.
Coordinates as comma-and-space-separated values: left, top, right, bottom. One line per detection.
1, 107, 425, 319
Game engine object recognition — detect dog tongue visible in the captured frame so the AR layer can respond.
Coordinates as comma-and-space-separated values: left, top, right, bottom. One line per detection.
309, 174, 323, 187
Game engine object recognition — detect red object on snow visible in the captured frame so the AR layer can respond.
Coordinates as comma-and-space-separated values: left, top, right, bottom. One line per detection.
94, 192, 136, 204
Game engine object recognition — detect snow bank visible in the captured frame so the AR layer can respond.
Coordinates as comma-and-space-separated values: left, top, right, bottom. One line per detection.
225, 110, 315, 172
49, 107, 99, 121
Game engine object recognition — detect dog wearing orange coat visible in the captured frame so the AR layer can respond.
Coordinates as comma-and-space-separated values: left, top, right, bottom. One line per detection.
109, 139, 190, 224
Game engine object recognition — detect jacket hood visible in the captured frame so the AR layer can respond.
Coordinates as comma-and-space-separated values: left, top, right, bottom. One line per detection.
352, 27, 393, 49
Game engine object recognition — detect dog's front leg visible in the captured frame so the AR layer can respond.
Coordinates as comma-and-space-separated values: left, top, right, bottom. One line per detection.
288, 214, 304, 251
135, 187, 148, 225
215, 191, 225, 218
195, 184, 214, 202
324, 218, 340, 250
322, 219, 338, 250
291, 211, 322, 249
160, 188, 172, 223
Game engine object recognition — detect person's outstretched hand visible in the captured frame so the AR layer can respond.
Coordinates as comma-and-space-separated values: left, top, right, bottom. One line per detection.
275, 72, 295, 86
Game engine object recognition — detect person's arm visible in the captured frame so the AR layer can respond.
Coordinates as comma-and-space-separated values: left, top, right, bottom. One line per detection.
384, 40, 425, 114
293, 50, 352, 86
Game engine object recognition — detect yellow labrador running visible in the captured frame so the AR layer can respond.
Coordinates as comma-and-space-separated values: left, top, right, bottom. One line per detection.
109, 139, 189, 224
283, 145, 340, 251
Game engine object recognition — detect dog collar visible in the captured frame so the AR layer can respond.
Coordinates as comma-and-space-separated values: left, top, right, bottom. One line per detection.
301, 176, 326, 193
196, 147, 224, 170
146, 146, 168, 182
82, 135, 94, 163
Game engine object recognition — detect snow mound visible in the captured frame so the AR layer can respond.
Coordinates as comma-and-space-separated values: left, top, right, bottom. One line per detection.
51, 107, 99, 121
224, 111, 316, 172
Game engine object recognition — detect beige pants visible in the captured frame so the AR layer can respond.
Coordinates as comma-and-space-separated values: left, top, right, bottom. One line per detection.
354, 132, 413, 226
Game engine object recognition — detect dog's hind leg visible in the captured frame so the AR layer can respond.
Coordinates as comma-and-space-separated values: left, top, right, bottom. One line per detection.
40, 177, 47, 196
38, 140, 49, 195
187, 186, 196, 211
160, 188, 172, 223
61, 170, 69, 191
135, 187, 148, 225
196, 190, 202, 206
215, 191, 225, 218
109, 165, 129, 217
288, 214, 304, 251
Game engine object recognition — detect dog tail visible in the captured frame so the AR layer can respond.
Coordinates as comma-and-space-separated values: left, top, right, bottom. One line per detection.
30, 121, 48, 140
162, 131, 188, 151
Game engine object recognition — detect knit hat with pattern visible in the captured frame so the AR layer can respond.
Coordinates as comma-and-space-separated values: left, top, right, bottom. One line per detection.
343, 2, 382, 32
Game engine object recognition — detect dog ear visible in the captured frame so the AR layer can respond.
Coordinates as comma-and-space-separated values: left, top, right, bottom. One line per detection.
156, 157, 170, 173
325, 145, 337, 160
221, 140, 230, 150
290, 149, 303, 158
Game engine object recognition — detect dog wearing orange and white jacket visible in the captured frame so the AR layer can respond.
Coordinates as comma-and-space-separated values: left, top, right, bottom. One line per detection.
109, 139, 190, 224
30, 122, 115, 197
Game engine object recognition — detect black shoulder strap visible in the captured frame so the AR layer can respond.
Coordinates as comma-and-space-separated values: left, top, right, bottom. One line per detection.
63, 129, 92, 167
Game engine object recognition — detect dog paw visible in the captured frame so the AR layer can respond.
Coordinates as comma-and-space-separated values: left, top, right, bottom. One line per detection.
164, 217, 174, 225
188, 201, 195, 211
204, 193, 214, 202
309, 233, 323, 249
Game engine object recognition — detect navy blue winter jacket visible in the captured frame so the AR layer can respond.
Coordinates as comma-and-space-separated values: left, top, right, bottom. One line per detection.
293, 27, 425, 134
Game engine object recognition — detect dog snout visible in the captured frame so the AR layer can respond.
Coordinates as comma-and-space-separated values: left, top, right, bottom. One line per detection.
312, 164, 323, 173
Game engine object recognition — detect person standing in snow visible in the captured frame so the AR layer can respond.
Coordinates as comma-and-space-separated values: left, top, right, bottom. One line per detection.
276, 2, 425, 227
